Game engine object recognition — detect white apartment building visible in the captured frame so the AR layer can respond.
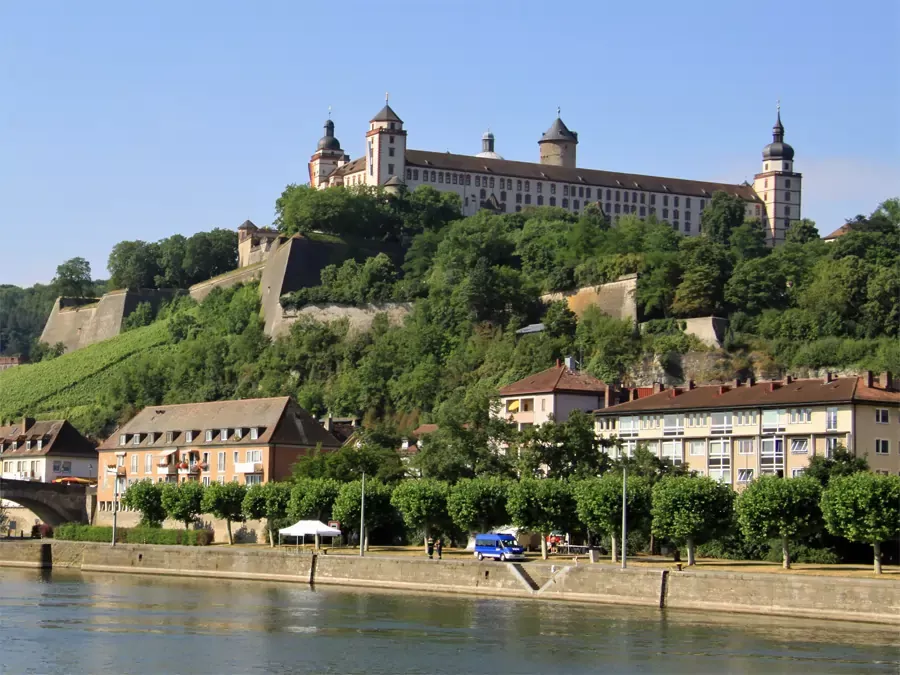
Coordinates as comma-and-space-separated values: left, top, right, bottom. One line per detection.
594, 373, 900, 489
309, 99, 799, 245
0, 417, 97, 484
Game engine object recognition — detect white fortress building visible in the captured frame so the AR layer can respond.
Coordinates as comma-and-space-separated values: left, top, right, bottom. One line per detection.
309, 99, 800, 245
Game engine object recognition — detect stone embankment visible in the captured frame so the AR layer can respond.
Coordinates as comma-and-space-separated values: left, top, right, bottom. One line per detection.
1, 542, 896, 625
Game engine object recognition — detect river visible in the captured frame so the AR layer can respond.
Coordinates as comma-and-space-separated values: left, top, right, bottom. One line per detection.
0, 568, 896, 674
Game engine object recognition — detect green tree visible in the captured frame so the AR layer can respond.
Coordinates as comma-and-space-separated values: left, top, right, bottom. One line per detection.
121, 479, 166, 527
821, 473, 900, 574
729, 219, 768, 261
52, 257, 93, 298
804, 447, 868, 486
288, 478, 341, 521
161, 481, 205, 529
242, 482, 291, 546
122, 302, 155, 331
671, 237, 731, 317
390, 478, 449, 545
651, 476, 734, 565
506, 478, 575, 559
736, 475, 822, 569
331, 479, 395, 547
575, 307, 641, 382
515, 411, 611, 479
785, 218, 819, 244
201, 481, 246, 544
724, 256, 789, 314
108, 240, 160, 290
700, 191, 747, 246
446, 477, 509, 536
542, 300, 577, 341
573, 473, 652, 563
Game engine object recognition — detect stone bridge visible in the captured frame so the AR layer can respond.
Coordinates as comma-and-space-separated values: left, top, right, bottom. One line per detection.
0, 479, 89, 525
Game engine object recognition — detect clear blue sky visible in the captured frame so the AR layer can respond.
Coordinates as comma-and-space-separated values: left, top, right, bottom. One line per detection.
2, 0, 897, 287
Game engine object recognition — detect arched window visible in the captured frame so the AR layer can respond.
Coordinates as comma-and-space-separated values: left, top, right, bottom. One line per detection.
550, 197, 556, 206
563, 185, 569, 196
452, 174, 458, 184
537, 195, 544, 206
524, 180, 530, 192
515, 193, 522, 203
438, 173, 444, 183
466, 175, 471, 185
414, 169, 419, 180
562, 198, 569, 208
406, 169, 412, 180
489, 177, 495, 188
551, 184, 557, 194
431, 171, 436, 182
500, 191, 507, 201
445, 172, 451, 183
573, 200, 579, 210
480, 189, 486, 199
537, 182, 542, 193
475, 176, 481, 187
517, 180, 522, 191
525, 194, 531, 205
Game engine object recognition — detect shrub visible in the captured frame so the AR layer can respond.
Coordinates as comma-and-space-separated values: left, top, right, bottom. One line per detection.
763, 542, 839, 565
31, 523, 54, 539
54, 524, 213, 546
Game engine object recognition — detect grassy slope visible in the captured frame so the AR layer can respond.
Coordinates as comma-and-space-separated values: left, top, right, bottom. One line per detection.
0, 322, 170, 421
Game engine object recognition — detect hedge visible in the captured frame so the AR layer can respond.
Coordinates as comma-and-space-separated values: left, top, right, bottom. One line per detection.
55, 524, 213, 546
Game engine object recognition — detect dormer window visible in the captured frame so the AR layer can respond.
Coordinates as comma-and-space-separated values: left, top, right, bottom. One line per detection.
220, 428, 228, 442
185, 431, 194, 443
11, 442, 17, 450
25, 441, 32, 451
235, 428, 244, 440
119, 434, 127, 446
205, 430, 213, 442
166, 431, 174, 444
133, 433, 142, 445
37, 439, 43, 450
250, 427, 259, 441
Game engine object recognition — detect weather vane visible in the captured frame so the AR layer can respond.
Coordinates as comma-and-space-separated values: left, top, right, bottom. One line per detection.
557, 106, 561, 117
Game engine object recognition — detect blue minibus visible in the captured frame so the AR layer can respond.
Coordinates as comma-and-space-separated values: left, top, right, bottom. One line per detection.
473, 533, 526, 561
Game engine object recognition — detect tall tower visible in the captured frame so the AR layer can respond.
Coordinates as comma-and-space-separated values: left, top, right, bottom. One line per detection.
365, 94, 407, 187
538, 110, 578, 168
476, 130, 503, 160
753, 104, 801, 245
308, 116, 347, 189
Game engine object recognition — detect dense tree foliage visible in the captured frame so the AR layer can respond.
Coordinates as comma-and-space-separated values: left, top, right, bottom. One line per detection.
201, 481, 247, 544
821, 473, 900, 574
121, 479, 167, 527
52, 257, 94, 298
507, 478, 576, 559
651, 476, 734, 565
573, 473, 652, 563
161, 481, 205, 529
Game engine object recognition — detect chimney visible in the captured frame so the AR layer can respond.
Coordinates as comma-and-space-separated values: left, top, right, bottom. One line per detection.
687, 380, 695, 390
880, 371, 893, 389
323, 415, 333, 432
865, 371, 874, 388
630, 389, 639, 401
746, 377, 755, 387
556, 358, 561, 368
785, 375, 793, 384
21, 416, 35, 433
718, 385, 730, 395
824, 372, 834, 384
769, 382, 780, 392
652, 382, 663, 394
564, 356, 578, 371
604, 386, 614, 409
733, 378, 741, 388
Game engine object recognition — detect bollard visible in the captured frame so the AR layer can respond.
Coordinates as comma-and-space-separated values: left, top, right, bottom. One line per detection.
589, 548, 599, 564
675, 563, 683, 572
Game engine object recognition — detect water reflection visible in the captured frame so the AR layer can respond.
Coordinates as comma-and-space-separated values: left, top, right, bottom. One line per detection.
0, 568, 896, 674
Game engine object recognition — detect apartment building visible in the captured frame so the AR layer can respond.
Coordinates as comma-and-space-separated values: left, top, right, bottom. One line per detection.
495, 361, 614, 431
594, 373, 900, 488
95, 397, 341, 513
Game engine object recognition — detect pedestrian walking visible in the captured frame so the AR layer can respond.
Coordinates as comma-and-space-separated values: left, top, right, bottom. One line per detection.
435, 538, 443, 560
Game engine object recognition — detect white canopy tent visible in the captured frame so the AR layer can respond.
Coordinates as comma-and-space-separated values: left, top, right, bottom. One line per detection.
278, 520, 342, 548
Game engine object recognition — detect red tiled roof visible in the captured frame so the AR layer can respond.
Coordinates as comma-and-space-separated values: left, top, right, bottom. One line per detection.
412, 424, 439, 436
499, 365, 607, 396
0, 419, 97, 458
595, 377, 899, 414
822, 224, 852, 240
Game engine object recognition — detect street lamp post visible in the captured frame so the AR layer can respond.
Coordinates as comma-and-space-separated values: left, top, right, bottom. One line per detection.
359, 471, 366, 557
621, 465, 627, 570
109, 468, 120, 548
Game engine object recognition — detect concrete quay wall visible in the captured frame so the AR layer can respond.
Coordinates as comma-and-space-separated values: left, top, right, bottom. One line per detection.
0, 542, 897, 625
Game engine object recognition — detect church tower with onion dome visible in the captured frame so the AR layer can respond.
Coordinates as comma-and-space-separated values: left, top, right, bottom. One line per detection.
753, 102, 802, 245
309, 113, 349, 189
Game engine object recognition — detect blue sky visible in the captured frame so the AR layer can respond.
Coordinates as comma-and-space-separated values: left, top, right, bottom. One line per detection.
1, 0, 897, 286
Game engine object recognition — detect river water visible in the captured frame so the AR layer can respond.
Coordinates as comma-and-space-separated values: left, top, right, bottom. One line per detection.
0, 568, 896, 674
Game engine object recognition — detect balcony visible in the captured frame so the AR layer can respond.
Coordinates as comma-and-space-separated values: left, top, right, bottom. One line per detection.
106, 465, 127, 477
156, 462, 177, 476
234, 461, 263, 474
1, 471, 41, 481
176, 462, 200, 475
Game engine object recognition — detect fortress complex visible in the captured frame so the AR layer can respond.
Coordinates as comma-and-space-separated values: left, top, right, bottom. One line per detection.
309, 99, 800, 245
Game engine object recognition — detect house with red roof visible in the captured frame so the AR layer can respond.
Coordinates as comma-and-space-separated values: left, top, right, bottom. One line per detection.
495, 359, 615, 431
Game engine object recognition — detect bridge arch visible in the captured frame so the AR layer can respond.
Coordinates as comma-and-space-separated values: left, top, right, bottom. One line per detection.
0, 479, 89, 526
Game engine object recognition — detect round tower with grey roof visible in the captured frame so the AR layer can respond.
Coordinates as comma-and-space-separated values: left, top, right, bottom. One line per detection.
309, 113, 347, 189
538, 110, 578, 168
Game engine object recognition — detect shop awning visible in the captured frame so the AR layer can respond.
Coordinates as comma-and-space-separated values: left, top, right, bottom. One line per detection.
158, 448, 178, 457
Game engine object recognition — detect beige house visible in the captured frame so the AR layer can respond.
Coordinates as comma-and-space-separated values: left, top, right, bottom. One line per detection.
0, 417, 97, 483
594, 373, 900, 488
95, 397, 341, 516
310, 100, 796, 245
495, 362, 613, 431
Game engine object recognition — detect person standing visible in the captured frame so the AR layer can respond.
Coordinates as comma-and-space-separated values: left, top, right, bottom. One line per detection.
426, 536, 434, 559
435, 538, 443, 560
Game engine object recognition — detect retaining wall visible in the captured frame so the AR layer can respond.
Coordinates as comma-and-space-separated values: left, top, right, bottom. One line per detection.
0, 543, 896, 625
541, 274, 638, 324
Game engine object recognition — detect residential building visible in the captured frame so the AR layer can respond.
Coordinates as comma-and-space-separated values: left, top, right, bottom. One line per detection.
495, 361, 613, 431
0, 356, 23, 371
593, 373, 900, 488
95, 397, 341, 514
310, 99, 800, 245
0, 417, 97, 483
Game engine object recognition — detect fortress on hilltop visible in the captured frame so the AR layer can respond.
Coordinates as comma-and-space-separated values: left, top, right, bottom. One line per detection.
309, 98, 801, 246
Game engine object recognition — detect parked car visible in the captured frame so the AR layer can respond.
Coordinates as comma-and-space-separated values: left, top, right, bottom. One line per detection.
473, 533, 526, 562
